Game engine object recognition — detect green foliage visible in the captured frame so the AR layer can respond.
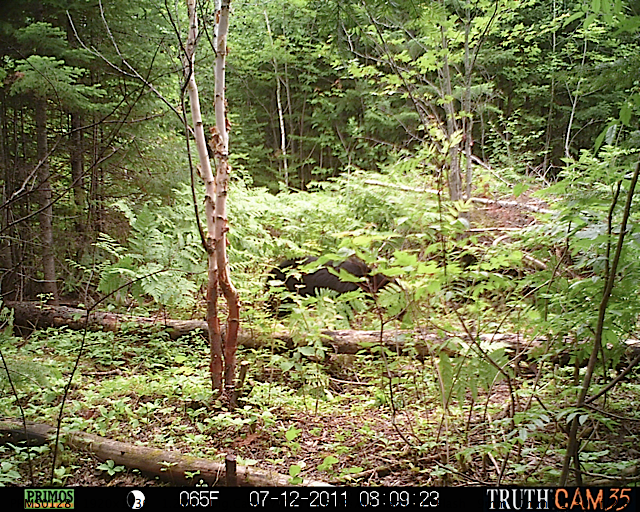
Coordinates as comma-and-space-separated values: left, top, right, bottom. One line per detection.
1, 302, 56, 394
0, 458, 21, 486
526, 147, 640, 348
438, 338, 511, 409
484, 0, 637, 170
95, 194, 204, 310
9, 22, 104, 108
15, 22, 76, 58
0, 357, 54, 392
0, 300, 13, 336
96, 459, 126, 477
11, 55, 105, 109
1, 0, 640, 489
227, 181, 359, 264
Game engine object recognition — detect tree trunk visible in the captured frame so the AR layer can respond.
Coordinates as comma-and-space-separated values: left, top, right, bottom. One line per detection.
35, 97, 59, 304
542, 0, 557, 174
184, 0, 221, 393
462, 14, 473, 202
89, 115, 101, 233
69, 112, 86, 246
439, 28, 461, 201
8, 301, 640, 373
8, 301, 602, 362
0, 87, 12, 298
264, 10, 289, 187
184, 0, 240, 397
66, 15, 86, 249
212, 0, 240, 398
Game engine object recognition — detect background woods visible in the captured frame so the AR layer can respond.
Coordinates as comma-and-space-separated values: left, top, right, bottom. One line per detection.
1, 0, 640, 488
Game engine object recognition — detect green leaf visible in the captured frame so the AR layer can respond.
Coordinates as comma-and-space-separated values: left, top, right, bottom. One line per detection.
619, 102, 632, 126
392, 251, 418, 267
563, 11, 585, 27
583, 13, 597, 29
328, 268, 364, 283
298, 346, 316, 357
285, 426, 301, 441
318, 455, 339, 471
513, 183, 529, 198
11, 55, 104, 110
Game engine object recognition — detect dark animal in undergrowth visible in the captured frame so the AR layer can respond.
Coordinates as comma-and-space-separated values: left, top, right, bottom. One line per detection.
266, 256, 394, 314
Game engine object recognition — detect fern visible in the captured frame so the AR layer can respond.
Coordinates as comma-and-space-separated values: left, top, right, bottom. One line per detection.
95, 195, 206, 310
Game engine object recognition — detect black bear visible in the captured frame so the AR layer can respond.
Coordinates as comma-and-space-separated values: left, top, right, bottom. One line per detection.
266, 256, 392, 304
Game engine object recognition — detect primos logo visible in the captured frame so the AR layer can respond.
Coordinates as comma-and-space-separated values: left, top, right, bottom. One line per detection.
24, 489, 74, 509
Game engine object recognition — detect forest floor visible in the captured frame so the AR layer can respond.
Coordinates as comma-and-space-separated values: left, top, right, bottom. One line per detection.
3, 200, 640, 488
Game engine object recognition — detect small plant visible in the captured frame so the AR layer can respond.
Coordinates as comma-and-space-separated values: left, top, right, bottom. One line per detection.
96, 459, 126, 477
284, 425, 301, 456
288, 464, 303, 485
52, 466, 75, 485
317, 455, 339, 473
0, 460, 21, 486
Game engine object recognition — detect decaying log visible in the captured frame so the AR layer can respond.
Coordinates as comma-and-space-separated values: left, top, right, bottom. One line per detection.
7, 301, 208, 340
0, 419, 329, 487
5, 301, 469, 356
7, 302, 639, 361
7, 302, 535, 358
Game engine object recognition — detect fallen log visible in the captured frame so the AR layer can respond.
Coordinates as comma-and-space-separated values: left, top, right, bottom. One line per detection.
0, 419, 329, 487
8, 301, 639, 361
5, 301, 467, 357
363, 179, 555, 214
7, 301, 208, 340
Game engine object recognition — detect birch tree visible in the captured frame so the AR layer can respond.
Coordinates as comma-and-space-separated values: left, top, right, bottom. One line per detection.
183, 0, 239, 397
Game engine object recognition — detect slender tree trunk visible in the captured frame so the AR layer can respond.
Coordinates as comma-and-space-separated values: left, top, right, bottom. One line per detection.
213, 0, 240, 398
463, 14, 473, 201
284, 61, 294, 170
440, 28, 461, 201
70, 113, 86, 250
543, 78, 556, 173
564, 37, 588, 160
184, 0, 220, 392
0, 89, 6, 173
0, 88, 11, 297
35, 97, 58, 304
542, 0, 557, 174
67, 17, 87, 251
32, 3, 56, 302
3, 108, 26, 300
264, 11, 288, 188
89, 115, 100, 234
298, 90, 307, 186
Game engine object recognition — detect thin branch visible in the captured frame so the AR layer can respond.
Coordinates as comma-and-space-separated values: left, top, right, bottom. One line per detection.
560, 160, 640, 485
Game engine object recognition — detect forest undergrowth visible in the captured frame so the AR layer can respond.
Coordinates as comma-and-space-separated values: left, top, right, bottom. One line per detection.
2, 166, 640, 487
